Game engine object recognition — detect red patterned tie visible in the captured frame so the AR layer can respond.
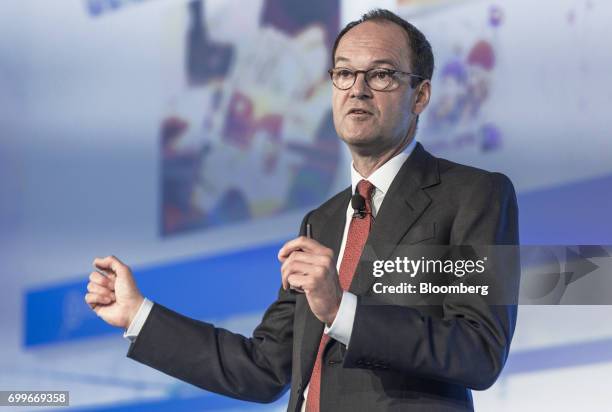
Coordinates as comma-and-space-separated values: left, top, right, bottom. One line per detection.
305, 179, 375, 412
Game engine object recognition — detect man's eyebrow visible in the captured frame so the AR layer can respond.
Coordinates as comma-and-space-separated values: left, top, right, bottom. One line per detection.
334, 56, 399, 67
334, 56, 349, 64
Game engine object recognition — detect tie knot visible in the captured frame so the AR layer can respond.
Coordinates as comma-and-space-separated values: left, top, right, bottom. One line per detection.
357, 179, 375, 201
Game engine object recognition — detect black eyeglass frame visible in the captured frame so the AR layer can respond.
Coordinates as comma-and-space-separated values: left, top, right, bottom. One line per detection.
327, 67, 425, 91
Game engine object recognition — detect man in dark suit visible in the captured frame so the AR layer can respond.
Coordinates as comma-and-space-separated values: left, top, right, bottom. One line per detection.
85, 9, 519, 411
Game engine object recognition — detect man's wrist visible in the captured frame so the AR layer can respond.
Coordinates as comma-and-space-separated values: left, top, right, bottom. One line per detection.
124, 298, 153, 341
325, 309, 338, 327
126, 295, 145, 328
325, 288, 343, 326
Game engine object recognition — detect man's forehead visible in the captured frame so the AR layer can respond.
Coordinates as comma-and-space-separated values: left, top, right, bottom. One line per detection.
334, 20, 410, 68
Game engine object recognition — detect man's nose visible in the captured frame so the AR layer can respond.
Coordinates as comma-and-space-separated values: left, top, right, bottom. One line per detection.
350, 72, 372, 99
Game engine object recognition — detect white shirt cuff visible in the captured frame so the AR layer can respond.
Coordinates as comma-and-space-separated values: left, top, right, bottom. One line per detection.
123, 298, 153, 342
324, 291, 356, 346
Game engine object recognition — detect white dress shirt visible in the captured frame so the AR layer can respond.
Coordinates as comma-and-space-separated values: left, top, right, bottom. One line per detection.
124, 139, 418, 408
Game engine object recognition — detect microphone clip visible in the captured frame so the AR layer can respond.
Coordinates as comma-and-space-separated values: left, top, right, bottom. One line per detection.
351, 192, 368, 219
352, 210, 366, 219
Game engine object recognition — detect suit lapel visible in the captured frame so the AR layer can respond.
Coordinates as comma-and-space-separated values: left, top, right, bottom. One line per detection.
300, 187, 351, 384
349, 143, 440, 296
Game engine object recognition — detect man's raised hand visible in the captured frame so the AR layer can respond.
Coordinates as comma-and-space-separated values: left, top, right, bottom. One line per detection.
85, 255, 144, 329
278, 237, 343, 326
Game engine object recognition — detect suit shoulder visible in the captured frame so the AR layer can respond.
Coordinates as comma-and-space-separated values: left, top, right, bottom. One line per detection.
435, 156, 515, 192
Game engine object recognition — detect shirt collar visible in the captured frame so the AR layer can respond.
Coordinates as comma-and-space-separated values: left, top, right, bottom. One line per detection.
350, 138, 417, 196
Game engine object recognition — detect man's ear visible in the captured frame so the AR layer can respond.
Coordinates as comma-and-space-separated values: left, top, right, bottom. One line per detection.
411, 80, 431, 115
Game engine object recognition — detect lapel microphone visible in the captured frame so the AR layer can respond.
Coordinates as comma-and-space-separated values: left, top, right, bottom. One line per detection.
351, 190, 367, 219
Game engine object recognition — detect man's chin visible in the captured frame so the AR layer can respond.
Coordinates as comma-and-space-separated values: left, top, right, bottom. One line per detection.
340, 134, 385, 155
340, 133, 377, 147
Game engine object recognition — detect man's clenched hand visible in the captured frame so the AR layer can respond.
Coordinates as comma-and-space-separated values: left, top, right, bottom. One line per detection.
85, 255, 144, 329
278, 237, 342, 326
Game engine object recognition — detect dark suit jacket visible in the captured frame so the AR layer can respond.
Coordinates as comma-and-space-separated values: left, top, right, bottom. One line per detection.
127, 143, 520, 411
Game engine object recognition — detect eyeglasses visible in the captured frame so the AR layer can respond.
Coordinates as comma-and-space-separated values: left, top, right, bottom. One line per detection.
328, 67, 425, 91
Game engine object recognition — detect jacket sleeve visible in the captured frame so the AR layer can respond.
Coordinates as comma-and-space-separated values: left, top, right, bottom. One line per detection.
343, 172, 520, 390
127, 288, 295, 403
125, 213, 315, 402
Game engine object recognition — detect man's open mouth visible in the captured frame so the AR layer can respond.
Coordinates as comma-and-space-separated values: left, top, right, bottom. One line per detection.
348, 109, 372, 115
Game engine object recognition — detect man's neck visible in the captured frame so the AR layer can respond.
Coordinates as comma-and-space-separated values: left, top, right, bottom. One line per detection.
351, 128, 416, 178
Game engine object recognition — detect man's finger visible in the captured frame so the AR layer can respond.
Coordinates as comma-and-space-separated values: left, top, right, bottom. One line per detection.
281, 260, 313, 290
278, 237, 327, 261
280, 251, 302, 276
278, 237, 316, 259
87, 282, 115, 299
85, 292, 112, 307
281, 251, 333, 280
280, 261, 297, 290
89, 271, 114, 289
287, 273, 312, 292
93, 255, 125, 275
283, 251, 332, 269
